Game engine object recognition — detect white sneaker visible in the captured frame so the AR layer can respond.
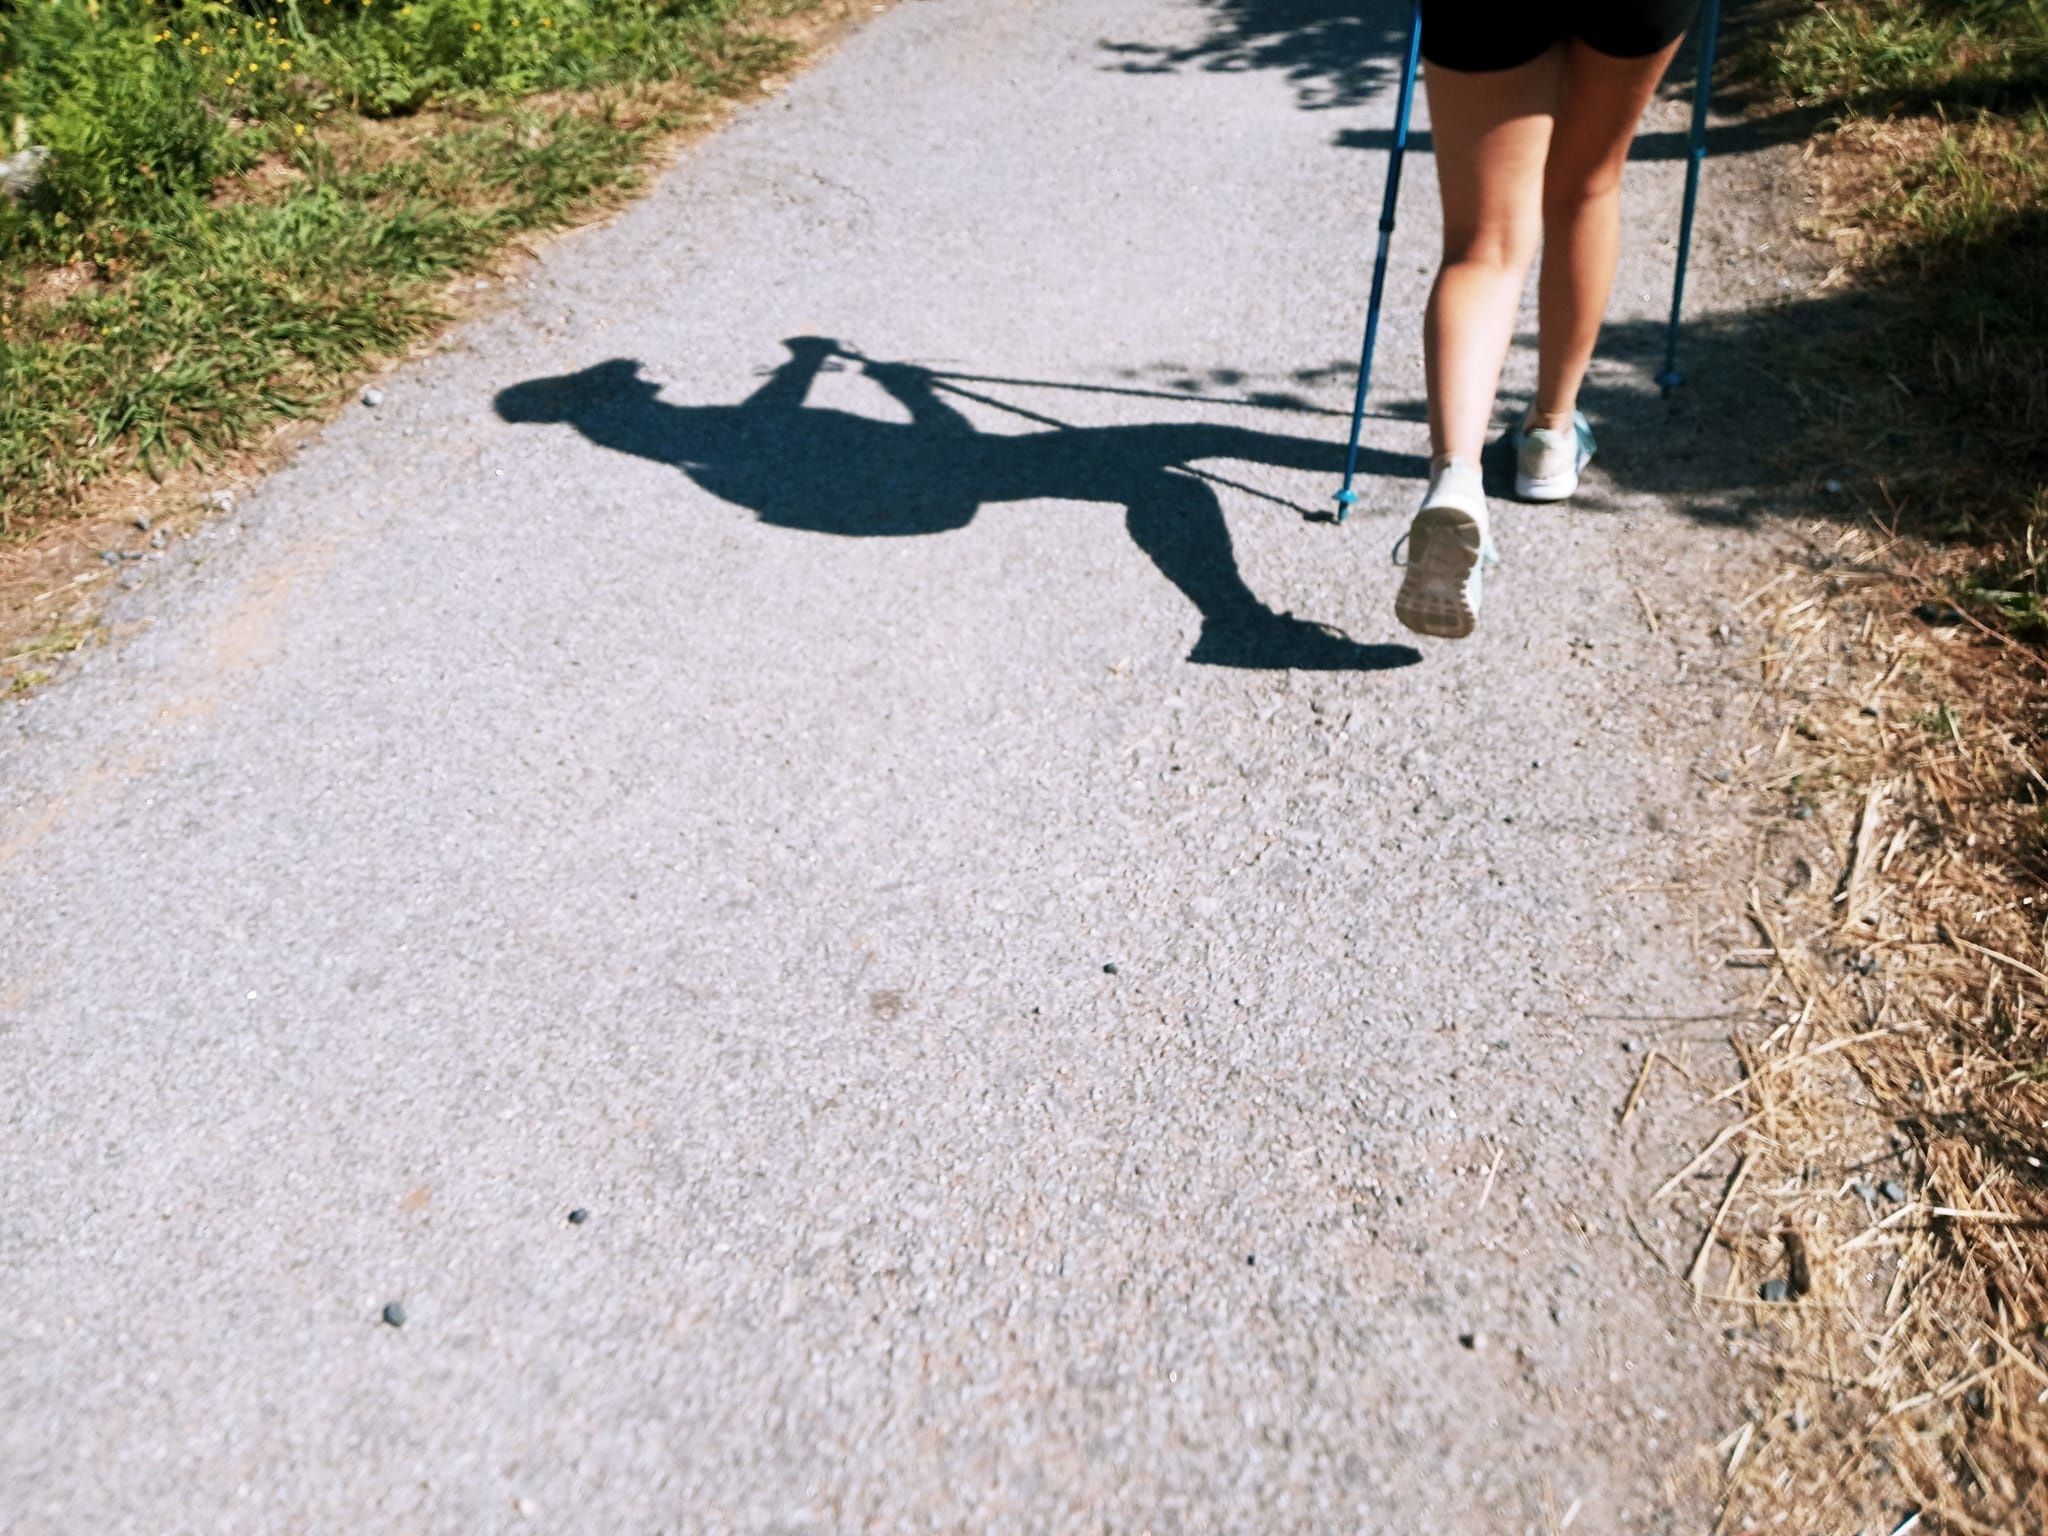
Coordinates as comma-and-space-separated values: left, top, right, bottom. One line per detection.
1393, 460, 1497, 641
1513, 411, 1596, 501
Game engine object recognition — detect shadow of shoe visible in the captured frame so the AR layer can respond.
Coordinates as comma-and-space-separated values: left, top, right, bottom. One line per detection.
1188, 613, 1421, 671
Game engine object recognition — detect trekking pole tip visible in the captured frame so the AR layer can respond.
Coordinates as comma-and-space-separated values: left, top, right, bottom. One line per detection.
1334, 487, 1358, 523
1656, 368, 1684, 395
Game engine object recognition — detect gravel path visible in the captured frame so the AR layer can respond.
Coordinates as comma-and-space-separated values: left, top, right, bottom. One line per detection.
1, 2, 1811, 1529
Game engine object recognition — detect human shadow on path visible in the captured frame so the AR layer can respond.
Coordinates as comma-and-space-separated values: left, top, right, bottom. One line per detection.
496, 338, 1426, 671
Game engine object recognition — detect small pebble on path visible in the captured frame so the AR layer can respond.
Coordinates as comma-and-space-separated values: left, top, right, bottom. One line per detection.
381, 1302, 406, 1328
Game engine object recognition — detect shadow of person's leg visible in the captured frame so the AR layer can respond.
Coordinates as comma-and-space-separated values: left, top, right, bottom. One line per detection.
1125, 470, 1424, 672
1124, 470, 1271, 634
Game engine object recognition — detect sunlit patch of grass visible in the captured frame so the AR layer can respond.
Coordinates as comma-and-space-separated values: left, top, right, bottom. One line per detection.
1760, 0, 2048, 116
1736, 2, 2046, 634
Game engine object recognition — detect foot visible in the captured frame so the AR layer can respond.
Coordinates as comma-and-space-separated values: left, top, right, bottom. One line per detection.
1393, 460, 1496, 641
1513, 410, 1596, 502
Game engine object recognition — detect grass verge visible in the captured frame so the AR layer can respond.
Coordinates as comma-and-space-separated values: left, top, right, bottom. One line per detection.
1690, 2, 2047, 1528
0, 0, 831, 539
1, 0, 872, 693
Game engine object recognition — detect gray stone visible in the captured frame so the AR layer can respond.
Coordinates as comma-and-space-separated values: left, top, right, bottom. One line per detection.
0, 145, 50, 202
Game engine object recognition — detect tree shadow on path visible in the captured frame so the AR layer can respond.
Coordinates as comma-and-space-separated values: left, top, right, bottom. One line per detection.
1107, 0, 1822, 159
1101, 0, 1406, 113
495, 338, 1427, 671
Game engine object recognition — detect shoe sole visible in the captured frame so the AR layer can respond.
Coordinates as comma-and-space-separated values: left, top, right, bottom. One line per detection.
1394, 507, 1483, 640
1514, 468, 1579, 502
1514, 434, 1593, 503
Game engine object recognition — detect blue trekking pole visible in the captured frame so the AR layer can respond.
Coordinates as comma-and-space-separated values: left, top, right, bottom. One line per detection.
1334, 0, 1424, 523
1656, 0, 1723, 393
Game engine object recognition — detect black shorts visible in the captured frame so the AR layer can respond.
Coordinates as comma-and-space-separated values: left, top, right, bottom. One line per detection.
1419, 0, 1697, 72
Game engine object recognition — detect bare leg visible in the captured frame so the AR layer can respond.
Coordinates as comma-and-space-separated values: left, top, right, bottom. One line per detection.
1422, 53, 1560, 465
1531, 39, 1685, 424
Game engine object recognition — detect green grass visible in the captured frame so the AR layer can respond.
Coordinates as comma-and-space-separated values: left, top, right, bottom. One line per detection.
0, 0, 806, 534
1737, 0, 2048, 629
1760, 0, 2048, 115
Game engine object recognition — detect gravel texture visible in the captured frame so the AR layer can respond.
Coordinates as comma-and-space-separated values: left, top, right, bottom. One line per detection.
0, 1, 1816, 1529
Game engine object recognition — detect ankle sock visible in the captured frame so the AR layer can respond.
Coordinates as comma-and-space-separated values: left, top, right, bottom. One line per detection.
1426, 455, 1485, 504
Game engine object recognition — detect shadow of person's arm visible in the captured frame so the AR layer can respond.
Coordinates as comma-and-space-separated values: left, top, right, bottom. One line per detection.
743, 336, 844, 414
862, 358, 978, 438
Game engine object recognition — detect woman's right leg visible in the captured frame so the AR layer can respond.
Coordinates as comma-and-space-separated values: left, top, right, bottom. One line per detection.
1529, 37, 1686, 424
1422, 51, 1561, 467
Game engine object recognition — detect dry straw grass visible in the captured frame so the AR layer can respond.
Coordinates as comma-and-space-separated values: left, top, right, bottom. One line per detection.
1681, 514, 2048, 1531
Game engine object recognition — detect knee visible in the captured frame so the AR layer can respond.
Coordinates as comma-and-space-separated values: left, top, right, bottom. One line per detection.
1443, 217, 1541, 274
1542, 166, 1625, 222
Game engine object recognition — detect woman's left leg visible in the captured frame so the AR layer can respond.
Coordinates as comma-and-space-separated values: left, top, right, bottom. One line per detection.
1421, 52, 1561, 468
